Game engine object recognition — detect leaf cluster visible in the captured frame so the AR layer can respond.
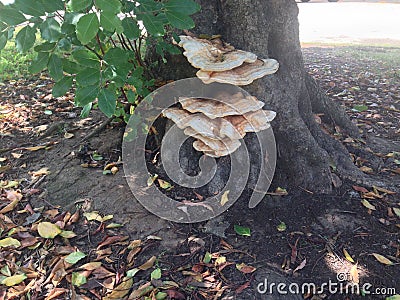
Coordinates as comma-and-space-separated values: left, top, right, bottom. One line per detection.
0, 0, 200, 119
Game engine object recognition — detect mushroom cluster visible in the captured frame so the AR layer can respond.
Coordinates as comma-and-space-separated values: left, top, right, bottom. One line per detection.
178, 35, 279, 86
163, 35, 279, 158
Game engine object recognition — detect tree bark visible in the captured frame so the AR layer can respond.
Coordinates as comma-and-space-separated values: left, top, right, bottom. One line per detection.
147, 0, 366, 193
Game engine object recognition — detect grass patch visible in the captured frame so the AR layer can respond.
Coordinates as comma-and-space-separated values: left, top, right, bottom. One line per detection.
0, 40, 36, 82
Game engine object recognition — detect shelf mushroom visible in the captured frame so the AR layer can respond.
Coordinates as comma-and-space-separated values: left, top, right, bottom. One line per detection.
162, 35, 278, 158
177, 35, 279, 85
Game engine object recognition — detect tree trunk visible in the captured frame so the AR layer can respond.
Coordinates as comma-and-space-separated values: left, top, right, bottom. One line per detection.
147, 0, 365, 194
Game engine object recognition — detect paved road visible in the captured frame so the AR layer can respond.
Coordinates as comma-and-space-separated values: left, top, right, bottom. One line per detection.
298, 1, 400, 45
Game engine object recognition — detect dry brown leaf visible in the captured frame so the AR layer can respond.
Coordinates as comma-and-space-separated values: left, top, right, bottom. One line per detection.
45, 288, 68, 300
350, 264, 359, 284
138, 256, 157, 270
103, 278, 133, 300
236, 263, 256, 274
293, 258, 307, 273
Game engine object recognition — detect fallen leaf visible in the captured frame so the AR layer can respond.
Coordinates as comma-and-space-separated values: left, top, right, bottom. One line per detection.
277, 222, 287, 232
236, 263, 256, 274
64, 132, 74, 139
126, 268, 140, 278
65, 251, 87, 265
37, 222, 62, 239
215, 256, 226, 266
103, 278, 133, 300
139, 256, 156, 270
0, 237, 21, 248
151, 268, 161, 280
373, 186, 396, 195
343, 249, 355, 263
352, 185, 369, 193
44, 288, 68, 300
359, 166, 373, 174
147, 174, 158, 187
293, 258, 306, 273
234, 225, 251, 236
203, 252, 212, 264
11, 153, 23, 158
350, 264, 359, 284
1, 273, 27, 286
79, 262, 102, 271
220, 190, 229, 206
24, 145, 47, 151
372, 253, 393, 265
158, 179, 172, 189
31, 167, 50, 177
59, 230, 77, 239
361, 199, 376, 210
71, 272, 87, 286
83, 211, 103, 222
274, 187, 288, 195
97, 235, 128, 249
393, 207, 400, 218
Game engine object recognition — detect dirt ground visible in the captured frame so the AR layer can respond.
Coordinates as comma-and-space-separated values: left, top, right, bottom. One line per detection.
0, 46, 399, 299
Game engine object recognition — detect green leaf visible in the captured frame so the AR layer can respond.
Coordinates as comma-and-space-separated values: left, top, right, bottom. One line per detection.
98, 88, 116, 118
126, 268, 140, 278
34, 42, 56, 52
121, 18, 140, 40
71, 272, 87, 286
75, 85, 99, 107
165, 0, 200, 15
76, 67, 100, 86
0, 34, 7, 51
48, 53, 63, 81
14, 0, 46, 16
100, 11, 121, 32
95, 0, 121, 13
80, 102, 92, 118
53, 76, 73, 97
65, 251, 87, 265
203, 252, 212, 264
62, 58, 82, 74
352, 105, 368, 112
58, 38, 72, 51
40, 18, 62, 42
103, 47, 129, 65
72, 49, 100, 68
0, 7, 26, 25
1, 274, 26, 286
234, 225, 251, 236
29, 52, 49, 74
276, 222, 287, 232
41, 0, 64, 13
165, 11, 194, 29
139, 13, 164, 36
155, 292, 167, 300
0, 237, 21, 248
70, 0, 92, 12
151, 268, 161, 280
76, 13, 99, 45
15, 26, 36, 53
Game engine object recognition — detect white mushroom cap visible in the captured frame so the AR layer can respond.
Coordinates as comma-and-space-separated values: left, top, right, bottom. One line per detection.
196, 58, 279, 86
179, 93, 265, 119
178, 35, 257, 72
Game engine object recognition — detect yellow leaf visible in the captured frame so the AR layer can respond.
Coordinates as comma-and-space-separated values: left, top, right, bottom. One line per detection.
103, 278, 133, 300
343, 248, 355, 263
147, 174, 158, 187
350, 264, 359, 284
359, 166, 373, 174
24, 145, 47, 151
0, 180, 19, 188
215, 256, 226, 266
373, 186, 396, 195
64, 132, 74, 139
393, 207, 400, 218
372, 253, 393, 265
0, 237, 21, 248
158, 179, 172, 189
220, 190, 229, 206
83, 211, 103, 222
0, 157, 7, 162
0, 198, 21, 214
138, 256, 156, 270
37, 222, 62, 239
361, 199, 376, 210
1, 274, 27, 286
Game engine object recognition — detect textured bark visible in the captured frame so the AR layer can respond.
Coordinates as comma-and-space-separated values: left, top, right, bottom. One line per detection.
148, 0, 365, 193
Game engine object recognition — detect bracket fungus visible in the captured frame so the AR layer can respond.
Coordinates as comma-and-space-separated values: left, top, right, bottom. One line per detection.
177, 35, 279, 86
163, 35, 278, 158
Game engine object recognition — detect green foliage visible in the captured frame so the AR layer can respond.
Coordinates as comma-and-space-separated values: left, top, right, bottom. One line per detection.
0, 0, 200, 119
